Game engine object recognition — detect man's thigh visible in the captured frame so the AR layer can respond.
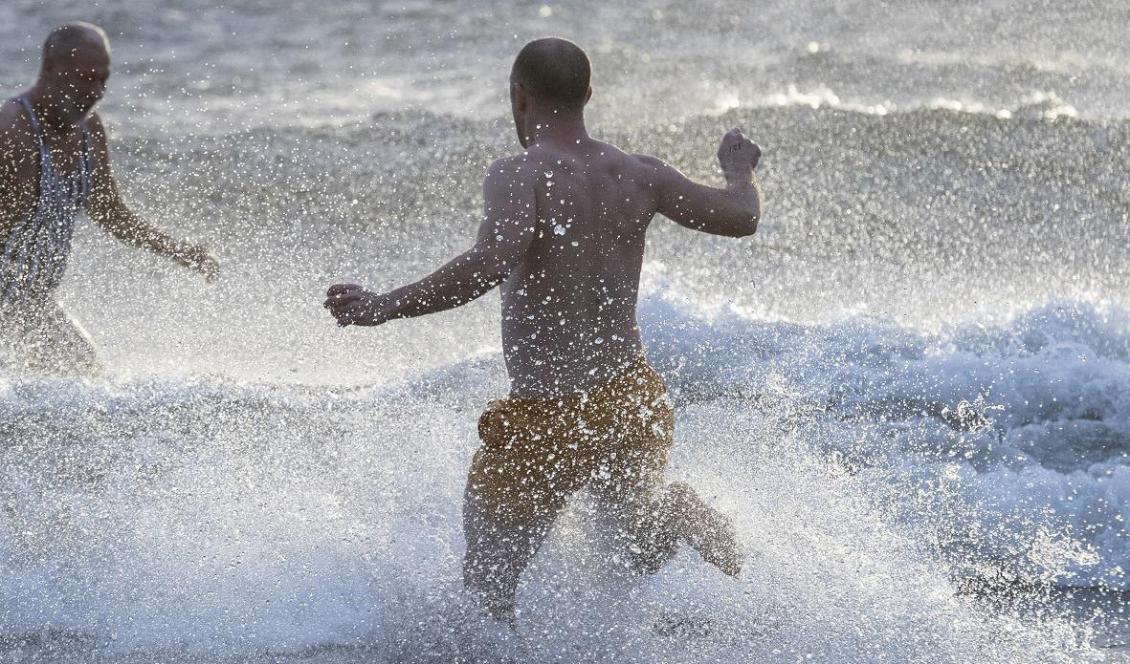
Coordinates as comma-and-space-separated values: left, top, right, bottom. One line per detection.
586, 443, 678, 574
461, 443, 578, 613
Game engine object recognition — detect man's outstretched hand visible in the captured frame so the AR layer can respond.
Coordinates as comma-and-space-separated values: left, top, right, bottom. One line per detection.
324, 283, 390, 327
176, 245, 220, 283
717, 128, 762, 182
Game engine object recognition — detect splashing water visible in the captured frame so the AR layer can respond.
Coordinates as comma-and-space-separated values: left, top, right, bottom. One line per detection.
3, 0, 1130, 661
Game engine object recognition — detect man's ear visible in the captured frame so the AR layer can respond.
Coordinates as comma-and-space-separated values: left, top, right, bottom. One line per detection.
584, 86, 592, 105
514, 82, 531, 112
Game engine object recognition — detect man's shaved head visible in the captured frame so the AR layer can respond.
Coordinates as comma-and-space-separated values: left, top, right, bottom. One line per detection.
43, 22, 111, 66
511, 38, 591, 111
35, 22, 112, 124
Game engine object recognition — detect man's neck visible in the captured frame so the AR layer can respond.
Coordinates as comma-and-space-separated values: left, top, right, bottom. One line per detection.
24, 84, 81, 134
525, 111, 589, 148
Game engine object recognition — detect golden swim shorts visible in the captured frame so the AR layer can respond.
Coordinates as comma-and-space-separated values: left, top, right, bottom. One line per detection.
466, 355, 675, 529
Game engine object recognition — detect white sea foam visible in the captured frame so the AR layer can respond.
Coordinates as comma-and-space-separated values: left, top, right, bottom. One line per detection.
640, 294, 1130, 589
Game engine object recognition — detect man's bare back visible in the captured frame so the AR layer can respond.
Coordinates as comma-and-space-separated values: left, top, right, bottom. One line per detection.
498, 140, 653, 395
325, 130, 760, 397
498, 135, 757, 395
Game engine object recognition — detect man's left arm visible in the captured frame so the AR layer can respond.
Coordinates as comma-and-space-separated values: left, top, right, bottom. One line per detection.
325, 158, 537, 327
84, 113, 219, 281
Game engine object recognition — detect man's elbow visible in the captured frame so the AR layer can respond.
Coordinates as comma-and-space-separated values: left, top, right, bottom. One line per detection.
88, 201, 128, 234
87, 207, 121, 238
729, 212, 759, 238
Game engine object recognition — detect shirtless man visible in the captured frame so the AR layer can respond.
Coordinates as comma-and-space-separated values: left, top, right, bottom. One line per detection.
326, 38, 762, 620
0, 23, 217, 375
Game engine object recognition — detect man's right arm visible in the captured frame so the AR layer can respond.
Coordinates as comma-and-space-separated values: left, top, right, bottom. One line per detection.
643, 128, 762, 238
324, 156, 537, 327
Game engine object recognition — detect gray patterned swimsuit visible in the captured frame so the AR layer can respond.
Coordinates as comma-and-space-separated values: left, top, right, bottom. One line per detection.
0, 96, 100, 375
1, 95, 93, 307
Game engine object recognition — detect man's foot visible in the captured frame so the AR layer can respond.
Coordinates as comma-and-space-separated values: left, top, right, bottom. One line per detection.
698, 518, 743, 577
667, 482, 743, 577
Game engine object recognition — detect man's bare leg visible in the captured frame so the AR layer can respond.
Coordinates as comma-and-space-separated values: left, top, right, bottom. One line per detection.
0, 302, 102, 377
33, 303, 102, 376
664, 481, 742, 577
591, 476, 742, 578
462, 479, 563, 622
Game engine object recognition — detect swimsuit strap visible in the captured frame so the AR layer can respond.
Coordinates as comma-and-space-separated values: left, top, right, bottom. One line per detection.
80, 124, 94, 194
14, 96, 48, 161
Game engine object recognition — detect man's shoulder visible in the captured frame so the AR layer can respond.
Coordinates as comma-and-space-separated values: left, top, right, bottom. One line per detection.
0, 98, 27, 137
629, 152, 670, 172
82, 111, 110, 152
580, 140, 666, 176
0, 99, 35, 158
84, 111, 108, 135
485, 152, 541, 185
489, 152, 529, 169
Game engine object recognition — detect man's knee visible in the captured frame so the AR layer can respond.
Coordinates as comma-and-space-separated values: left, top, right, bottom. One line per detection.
624, 536, 678, 575
611, 480, 716, 574
665, 481, 696, 511
596, 495, 679, 575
